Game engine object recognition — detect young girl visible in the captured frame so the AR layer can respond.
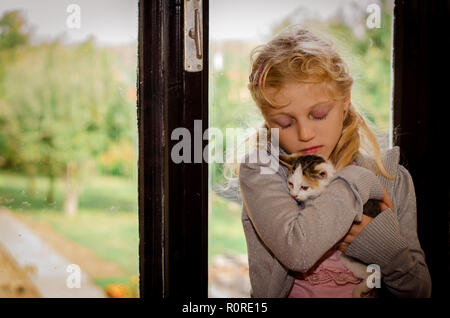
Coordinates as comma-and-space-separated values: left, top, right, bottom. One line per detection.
234, 26, 431, 298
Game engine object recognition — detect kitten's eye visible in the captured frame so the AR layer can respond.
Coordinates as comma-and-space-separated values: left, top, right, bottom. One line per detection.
318, 171, 327, 179
300, 186, 309, 191
288, 182, 293, 188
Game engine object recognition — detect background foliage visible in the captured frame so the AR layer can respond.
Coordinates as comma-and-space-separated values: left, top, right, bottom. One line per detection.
0, 10, 137, 209
0, 9, 138, 297
209, 0, 393, 188
209, 0, 394, 263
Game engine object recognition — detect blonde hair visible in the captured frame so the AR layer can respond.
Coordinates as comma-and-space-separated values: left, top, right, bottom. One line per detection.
225, 25, 394, 180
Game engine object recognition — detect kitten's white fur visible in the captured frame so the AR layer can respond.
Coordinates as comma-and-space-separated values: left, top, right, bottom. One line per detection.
288, 159, 377, 298
287, 163, 336, 201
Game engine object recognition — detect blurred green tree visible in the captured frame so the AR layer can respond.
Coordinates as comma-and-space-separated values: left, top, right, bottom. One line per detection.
0, 10, 30, 94
0, 10, 30, 49
0, 36, 134, 215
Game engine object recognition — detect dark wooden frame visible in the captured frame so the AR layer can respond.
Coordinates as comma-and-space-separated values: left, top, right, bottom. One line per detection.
138, 0, 208, 298
138, 0, 448, 299
392, 0, 448, 298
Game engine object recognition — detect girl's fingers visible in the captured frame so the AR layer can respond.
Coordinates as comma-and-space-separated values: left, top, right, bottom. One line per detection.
339, 232, 358, 252
379, 201, 389, 211
349, 215, 373, 235
338, 215, 375, 252
347, 223, 364, 237
342, 233, 354, 243
381, 187, 394, 211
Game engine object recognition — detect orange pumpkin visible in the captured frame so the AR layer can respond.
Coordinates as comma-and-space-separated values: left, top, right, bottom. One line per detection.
106, 284, 130, 298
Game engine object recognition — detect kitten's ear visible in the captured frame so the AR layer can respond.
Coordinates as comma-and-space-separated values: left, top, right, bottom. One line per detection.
279, 152, 303, 168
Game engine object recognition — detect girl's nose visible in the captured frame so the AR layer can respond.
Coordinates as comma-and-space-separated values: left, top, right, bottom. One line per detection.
296, 122, 315, 141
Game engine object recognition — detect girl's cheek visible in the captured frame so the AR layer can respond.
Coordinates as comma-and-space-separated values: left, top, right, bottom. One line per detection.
281, 132, 298, 150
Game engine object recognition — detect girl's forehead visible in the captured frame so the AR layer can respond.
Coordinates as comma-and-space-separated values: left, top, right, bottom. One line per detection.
266, 81, 320, 98
265, 82, 337, 114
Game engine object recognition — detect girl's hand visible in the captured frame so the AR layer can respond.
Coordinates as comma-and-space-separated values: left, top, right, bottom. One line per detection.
338, 214, 373, 252
379, 186, 394, 212
338, 186, 394, 252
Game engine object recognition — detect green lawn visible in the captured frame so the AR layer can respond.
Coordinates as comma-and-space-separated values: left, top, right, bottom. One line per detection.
0, 171, 247, 294
208, 192, 247, 263
0, 171, 139, 295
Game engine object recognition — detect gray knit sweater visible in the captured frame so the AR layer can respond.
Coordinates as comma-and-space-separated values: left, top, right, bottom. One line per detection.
237, 145, 431, 298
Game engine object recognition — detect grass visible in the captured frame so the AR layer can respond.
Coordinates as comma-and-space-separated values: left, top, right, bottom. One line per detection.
0, 170, 139, 296
208, 192, 247, 263
0, 171, 137, 214
0, 170, 248, 294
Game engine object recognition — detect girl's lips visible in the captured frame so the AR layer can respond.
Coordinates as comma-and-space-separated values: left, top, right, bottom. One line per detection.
301, 146, 323, 154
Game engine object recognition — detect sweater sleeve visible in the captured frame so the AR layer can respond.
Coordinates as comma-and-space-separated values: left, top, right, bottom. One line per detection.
238, 160, 384, 273
344, 165, 432, 298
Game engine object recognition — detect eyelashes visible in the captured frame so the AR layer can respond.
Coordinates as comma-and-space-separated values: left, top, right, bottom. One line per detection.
312, 114, 328, 121
279, 114, 328, 129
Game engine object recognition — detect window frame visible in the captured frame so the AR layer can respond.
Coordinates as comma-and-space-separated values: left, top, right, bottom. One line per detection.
138, 0, 209, 298
138, 0, 447, 298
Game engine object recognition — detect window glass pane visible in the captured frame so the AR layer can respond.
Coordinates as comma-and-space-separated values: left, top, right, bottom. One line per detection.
0, 0, 138, 298
208, 0, 393, 297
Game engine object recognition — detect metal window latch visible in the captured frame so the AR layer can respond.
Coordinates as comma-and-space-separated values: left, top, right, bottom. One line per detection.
184, 0, 203, 72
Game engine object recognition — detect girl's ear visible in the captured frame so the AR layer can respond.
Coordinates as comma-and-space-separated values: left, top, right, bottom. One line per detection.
279, 152, 303, 168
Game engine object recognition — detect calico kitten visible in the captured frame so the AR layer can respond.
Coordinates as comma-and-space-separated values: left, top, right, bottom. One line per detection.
279, 152, 381, 298
279, 153, 381, 217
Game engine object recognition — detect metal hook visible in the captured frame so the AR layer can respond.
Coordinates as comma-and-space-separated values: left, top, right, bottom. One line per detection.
184, 0, 203, 72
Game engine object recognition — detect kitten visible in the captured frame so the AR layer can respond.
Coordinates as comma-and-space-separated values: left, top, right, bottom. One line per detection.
279, 152, 381, 298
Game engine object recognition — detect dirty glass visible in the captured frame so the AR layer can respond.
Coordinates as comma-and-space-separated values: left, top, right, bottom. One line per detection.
208, 0, 393, 297
0, 0, 138, 298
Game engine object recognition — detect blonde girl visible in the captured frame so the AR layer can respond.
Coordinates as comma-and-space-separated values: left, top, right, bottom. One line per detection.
235, 26, 431, 298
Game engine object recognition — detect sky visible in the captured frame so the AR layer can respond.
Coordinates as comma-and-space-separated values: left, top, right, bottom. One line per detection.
210, 0, 366, 41
0, 0, 379, 45
0, 0, 138, 46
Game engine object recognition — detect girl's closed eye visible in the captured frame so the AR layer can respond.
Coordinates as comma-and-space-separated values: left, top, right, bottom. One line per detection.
312, 113, 327, 120
273, 116, 293, 129
311, 105, 331, 120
